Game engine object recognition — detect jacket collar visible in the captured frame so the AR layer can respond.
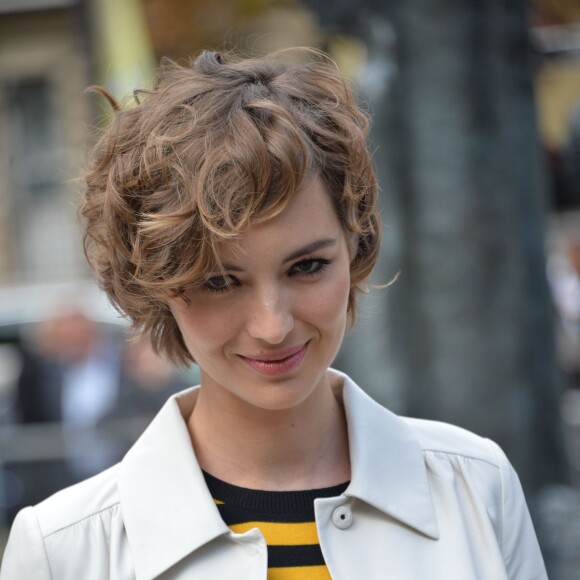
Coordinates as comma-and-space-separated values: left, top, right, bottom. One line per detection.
118, 371, 438, 580
118, 388, 230, 580
335, 369, 439, 540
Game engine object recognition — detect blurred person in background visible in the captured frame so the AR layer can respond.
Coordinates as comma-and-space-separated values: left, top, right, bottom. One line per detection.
548, 237, 580, 391
16, 309, 123, 483
5, 309, 124, 517
1, 49, 547, 579
18, 309, 121, 428
110, 336, 190, 421
9, 310, 185, 518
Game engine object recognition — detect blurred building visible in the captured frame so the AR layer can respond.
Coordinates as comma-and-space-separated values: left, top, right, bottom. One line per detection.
0, 0, 91, 285
0, 0, 325, 288
533, 0, 580, 211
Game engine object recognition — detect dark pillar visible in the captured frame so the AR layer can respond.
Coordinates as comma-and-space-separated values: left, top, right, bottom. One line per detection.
309, 0, 568, 493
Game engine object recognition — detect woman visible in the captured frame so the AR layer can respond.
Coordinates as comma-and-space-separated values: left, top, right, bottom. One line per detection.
1, 49, 547, 579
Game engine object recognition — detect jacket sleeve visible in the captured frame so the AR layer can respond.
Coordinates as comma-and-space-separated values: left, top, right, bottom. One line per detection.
0, 507, 52, 580
492, 443, 548, 580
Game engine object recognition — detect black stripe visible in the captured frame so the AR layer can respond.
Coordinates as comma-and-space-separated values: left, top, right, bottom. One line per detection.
203, 470, 349, 515
268, 544, 325, 568
216, 504, 315, 526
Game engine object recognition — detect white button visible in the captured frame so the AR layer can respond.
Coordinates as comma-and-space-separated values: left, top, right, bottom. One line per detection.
332, 505, 353, 529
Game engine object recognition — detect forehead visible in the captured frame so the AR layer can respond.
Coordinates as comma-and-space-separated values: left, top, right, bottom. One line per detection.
215, 175, 342, 262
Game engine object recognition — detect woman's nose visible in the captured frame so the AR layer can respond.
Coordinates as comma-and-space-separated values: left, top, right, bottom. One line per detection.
246, 286, 294, 344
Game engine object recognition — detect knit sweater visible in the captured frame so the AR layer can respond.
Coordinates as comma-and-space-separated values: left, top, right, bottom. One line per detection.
203, 471, 349, 579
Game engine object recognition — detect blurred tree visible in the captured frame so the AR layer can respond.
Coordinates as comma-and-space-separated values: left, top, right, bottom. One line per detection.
308, 0, 568, 494
92, 0, 156, 100
533, 0, 580, 25
141, 0, 296, 62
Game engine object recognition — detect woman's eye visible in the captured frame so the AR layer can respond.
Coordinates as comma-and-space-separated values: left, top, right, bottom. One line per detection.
202, 275, 236, 293
291, 258, 330, 277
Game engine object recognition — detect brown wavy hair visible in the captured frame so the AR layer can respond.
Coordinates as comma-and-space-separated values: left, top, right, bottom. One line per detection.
81, 48, 381, 366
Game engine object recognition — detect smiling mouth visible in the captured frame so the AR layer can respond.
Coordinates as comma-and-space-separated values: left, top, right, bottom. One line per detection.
238, 343, 309, 376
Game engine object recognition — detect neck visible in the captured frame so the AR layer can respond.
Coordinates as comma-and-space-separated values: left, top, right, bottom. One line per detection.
187, 372, 350, 491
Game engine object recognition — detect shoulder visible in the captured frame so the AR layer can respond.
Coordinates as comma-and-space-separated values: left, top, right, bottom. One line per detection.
33, 463, 121, 539
1, 465, 124, 580
338, 368, 504, 469
401, 416, 502, 468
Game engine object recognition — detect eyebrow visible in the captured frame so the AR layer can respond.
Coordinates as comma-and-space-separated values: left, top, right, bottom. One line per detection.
283, 238, 337, 263
221, 238, 337, 272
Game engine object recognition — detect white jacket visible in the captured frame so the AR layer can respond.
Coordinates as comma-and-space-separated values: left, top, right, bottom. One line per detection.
0, 370, 547, 579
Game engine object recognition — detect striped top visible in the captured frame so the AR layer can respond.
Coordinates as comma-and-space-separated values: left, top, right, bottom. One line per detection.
203, 471, 349, 579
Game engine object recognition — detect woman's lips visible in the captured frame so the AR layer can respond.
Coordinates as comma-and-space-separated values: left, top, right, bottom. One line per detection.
238, 343, 309, 376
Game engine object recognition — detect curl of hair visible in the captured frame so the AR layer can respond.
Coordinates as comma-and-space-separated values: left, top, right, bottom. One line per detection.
81, 48, 381, 366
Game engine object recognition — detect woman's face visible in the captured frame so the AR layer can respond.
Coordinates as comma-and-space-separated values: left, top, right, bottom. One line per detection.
170, 175, 353, 412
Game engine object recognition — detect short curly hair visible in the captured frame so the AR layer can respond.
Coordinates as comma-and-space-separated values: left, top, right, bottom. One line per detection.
81, 48, 381, 366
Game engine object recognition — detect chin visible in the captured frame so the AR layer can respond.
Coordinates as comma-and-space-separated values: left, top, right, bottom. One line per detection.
264, 367, 332, 410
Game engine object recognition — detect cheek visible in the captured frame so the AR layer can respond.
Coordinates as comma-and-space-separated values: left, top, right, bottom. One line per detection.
171, 301, 234, 354
303, 268, 351, 327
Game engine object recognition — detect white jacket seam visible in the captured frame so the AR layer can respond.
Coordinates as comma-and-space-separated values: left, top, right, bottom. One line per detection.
42, 502, 120, 540
421, 448, 500, 469
491, 442, 505, 549
30, 507, 55, 580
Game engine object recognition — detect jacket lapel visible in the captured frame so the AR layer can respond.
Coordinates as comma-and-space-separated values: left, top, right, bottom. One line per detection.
118, 387, 235, 580
336, 370, 439, 539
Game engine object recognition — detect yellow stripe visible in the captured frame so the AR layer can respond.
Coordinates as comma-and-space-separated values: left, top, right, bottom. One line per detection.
268, 565, 332, 579
228, 521, 319, 545
213, 499, 224, 505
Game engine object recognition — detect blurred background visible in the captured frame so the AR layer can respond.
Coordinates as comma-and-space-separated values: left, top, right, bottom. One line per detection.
0, 0, 579, 576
